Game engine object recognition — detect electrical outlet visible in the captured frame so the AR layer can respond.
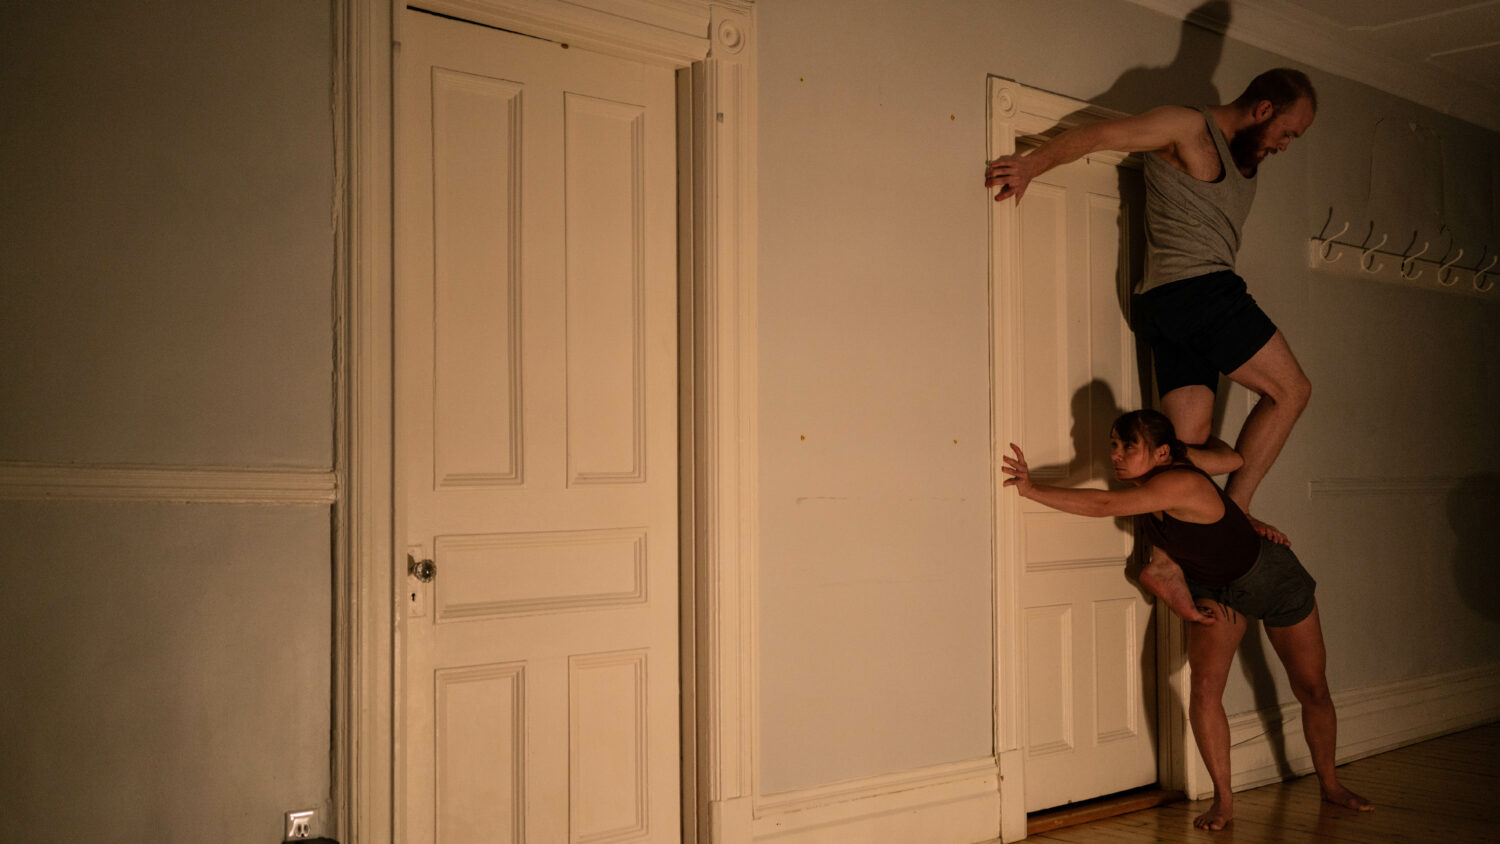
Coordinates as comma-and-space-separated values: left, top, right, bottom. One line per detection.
284, 809, 316, 840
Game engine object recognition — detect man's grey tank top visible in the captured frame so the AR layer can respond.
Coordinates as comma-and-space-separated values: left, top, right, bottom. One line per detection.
1138, 107, 1257, 293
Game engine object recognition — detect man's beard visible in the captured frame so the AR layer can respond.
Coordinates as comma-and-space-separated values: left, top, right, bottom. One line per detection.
1229, 120, 1269, 176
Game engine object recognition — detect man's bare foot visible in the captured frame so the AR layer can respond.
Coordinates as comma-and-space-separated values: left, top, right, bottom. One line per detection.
1246, 513, 1289, 546
1322, 783, 1373, 812
1139, 562, 1215, 624
1193, 798, 1233, 830
1186, 437, 1243, 476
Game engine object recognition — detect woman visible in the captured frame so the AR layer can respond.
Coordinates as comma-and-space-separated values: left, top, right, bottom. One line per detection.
1002, 409, 1371, 830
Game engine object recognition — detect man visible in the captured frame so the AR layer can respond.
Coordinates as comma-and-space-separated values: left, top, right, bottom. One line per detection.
986, 69, 1317, 624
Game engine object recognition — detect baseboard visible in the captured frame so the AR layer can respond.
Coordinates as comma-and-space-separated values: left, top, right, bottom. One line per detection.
711, 796, 754, 844
1222, 662, 1500, 794
750, 757, 1001, 844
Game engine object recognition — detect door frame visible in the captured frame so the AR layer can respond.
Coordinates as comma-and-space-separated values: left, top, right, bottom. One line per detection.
986, 75, 1203, 841
336, 2, 759, 842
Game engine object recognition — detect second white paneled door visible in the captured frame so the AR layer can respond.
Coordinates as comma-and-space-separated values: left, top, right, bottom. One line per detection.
397, 9, 680, 843
1013, 153, 1158, 812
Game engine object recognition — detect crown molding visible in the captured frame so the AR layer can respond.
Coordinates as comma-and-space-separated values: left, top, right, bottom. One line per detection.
1119, 0, 1500, 133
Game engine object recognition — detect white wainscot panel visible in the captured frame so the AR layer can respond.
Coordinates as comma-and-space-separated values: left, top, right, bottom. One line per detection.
435, 528, 647, 621
432, 68, 524, 488
1025, 604, 1073, 757
564, 92, 646, 486
1093, 597, 1140, 743
435, 662, 525, 844
570, 650, 648, 843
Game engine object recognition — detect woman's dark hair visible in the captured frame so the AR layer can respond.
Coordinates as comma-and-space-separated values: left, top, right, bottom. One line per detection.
1111, 409, 1190, 464
1233, 67, 1317, 115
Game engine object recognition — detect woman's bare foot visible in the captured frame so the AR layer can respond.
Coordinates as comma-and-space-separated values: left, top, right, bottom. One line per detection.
1138, 561, 1215, 624
1246, 513, 1289, 546
1322, 783, 1373, 812
1193, 798, 1233, 830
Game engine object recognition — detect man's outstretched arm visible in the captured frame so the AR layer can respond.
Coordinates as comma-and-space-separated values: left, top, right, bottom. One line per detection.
985, 104, 1199, 202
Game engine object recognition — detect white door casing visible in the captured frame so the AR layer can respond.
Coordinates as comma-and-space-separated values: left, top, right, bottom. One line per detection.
397, 10, 681, 842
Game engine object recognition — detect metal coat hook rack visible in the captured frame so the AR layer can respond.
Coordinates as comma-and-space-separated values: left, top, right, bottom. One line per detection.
1309, 208, 1496, 297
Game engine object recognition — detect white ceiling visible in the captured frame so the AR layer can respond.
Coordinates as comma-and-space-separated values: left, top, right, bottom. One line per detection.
1122, 0, 1500, 133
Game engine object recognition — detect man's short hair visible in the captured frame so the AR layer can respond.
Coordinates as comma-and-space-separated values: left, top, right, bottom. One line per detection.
1234, 68, 1317, 114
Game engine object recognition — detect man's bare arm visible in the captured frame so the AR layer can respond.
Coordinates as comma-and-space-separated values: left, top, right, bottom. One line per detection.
985, 105, 1201, 202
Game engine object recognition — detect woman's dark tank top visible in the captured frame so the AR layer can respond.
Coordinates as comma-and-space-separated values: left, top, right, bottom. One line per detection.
1137, 465, 1259, 586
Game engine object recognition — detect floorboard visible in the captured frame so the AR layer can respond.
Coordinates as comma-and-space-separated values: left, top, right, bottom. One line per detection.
983, 722, 1500, 844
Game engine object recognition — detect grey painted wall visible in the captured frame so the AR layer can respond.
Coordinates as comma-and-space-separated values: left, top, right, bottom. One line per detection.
4, 0, 1496, 832
1, 2, 336, 841
756, 0, 1500, 796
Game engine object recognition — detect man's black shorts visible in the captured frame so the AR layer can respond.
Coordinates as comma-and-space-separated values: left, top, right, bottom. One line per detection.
1131, 270, 1278, 396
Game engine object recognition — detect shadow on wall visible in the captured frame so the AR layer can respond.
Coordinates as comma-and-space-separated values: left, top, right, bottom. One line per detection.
1087, 0, 1229, 116
1237, 618, 1295, 779
1226, 471, 1500, 779
1047, 379, 1171, 757
1449, 474, 1500, 621
1024, 378, 1128, 486
1094, 0, 1229, 335
1053, 1, 1233, 413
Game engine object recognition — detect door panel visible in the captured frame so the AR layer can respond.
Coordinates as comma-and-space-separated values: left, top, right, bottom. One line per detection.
397, 11, 680, 843
1017, 155, 1157, 812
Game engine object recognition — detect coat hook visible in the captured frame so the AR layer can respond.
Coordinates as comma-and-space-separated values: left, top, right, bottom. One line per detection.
1437, 247, 1464, 287
1400, 233, 1428, 280
1319, 219, 1350, 262
1360, 232, 1388, 273
1474, 251, 1497, 293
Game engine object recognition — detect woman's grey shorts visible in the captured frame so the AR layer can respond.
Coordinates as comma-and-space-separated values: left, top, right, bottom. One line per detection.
1187, 538, 1317, 627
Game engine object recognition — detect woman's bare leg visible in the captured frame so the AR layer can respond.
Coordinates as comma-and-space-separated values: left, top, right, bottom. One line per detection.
1187, 601, 1248, 830
1263, 604, 1373, 811
1140, 546, 1214, 624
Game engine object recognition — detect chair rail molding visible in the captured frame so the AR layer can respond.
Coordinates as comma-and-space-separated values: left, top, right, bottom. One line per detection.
0, 461, 337, 505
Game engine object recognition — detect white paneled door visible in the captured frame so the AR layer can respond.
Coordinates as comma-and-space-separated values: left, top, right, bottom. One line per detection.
397, 10, 680, 843
1013, 153, 1158, 812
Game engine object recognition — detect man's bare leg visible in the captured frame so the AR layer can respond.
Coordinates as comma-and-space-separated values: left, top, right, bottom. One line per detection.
1159, 385, 1242, 475
1224, 331, 1311, 535
1264, 604, 1373, 812
1187, 601, 1247, 830
1140, 546, 1213, 624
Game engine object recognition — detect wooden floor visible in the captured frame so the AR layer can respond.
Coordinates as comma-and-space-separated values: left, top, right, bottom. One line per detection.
1005, 722, 1500, 843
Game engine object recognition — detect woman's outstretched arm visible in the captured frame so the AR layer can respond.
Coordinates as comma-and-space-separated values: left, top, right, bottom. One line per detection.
1002, 443, 1215, 520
